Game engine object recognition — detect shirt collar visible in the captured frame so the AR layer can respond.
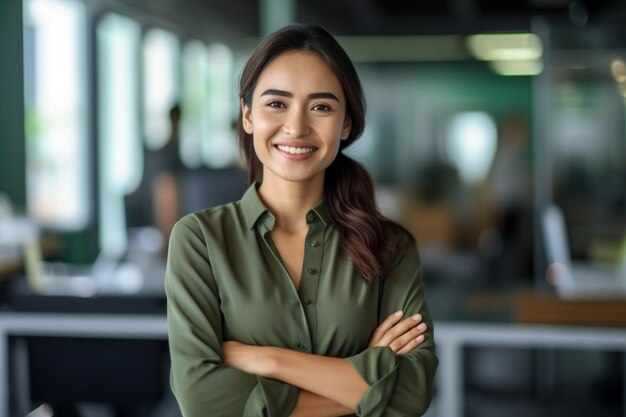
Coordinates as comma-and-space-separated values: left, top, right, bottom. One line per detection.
241, 183, 270, 230
240, 182, 330, 230
310, 199, 330, 226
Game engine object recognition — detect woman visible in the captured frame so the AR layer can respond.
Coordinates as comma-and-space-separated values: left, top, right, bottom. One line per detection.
166, 24, 438, 417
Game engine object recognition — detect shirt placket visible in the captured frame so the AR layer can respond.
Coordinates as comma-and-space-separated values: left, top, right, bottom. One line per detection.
258, 214, 317, 355
298, 210, 324, 351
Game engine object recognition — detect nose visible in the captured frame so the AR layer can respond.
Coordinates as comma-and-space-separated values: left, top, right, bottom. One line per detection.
282, 108, 310, 137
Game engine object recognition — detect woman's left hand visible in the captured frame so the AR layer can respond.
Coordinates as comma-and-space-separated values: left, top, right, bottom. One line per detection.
222, 341, 274, 377
369, 311, 427, 354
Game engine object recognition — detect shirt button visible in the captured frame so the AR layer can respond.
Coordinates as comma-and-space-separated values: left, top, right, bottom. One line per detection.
306, 212, 316, 222
306, 267, 317, 275
297, 342, 308, 350
303, 298, 312, 306
310, 240, 320, 248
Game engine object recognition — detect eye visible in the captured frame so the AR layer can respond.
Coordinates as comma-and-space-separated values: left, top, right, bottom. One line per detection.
267, 100, 286, 109
311, 103, 331, 112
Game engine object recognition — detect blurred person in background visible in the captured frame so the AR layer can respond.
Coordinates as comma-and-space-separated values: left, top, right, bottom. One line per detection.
126, 104, 184, 257
165, 24, 437, 416
486, 115, 532, 283
150, 104, 183, 255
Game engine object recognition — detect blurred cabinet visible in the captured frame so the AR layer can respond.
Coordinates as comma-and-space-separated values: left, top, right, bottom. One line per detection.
432, 322, 626, 417
0, 313, 167, 417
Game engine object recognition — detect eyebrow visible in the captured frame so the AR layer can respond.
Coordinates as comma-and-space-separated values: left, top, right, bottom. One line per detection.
260, 89, 340, 102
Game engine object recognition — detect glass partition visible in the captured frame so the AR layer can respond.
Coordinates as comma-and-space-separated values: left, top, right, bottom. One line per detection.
96, 13, 141, 256
181, 40, 209, 169
535, 20, 626, 268
204, 42, 237, 168
24, 0, 88, 230
142, 28, 180, 151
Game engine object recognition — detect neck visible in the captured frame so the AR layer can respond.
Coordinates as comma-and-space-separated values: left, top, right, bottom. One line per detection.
258, 174, 324, 233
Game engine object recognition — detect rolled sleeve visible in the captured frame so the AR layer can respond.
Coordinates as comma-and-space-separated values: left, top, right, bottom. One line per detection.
166, 216, 299, 417
347, 248, 438, 416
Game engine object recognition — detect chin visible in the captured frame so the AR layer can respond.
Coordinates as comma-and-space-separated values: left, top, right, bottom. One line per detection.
268, 169, 324, 185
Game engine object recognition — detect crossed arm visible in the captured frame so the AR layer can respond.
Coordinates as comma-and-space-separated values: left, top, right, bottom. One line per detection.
222, 310, 428, 416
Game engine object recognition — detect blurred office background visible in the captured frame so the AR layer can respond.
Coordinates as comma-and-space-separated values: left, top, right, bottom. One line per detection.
1, 0, 626, 416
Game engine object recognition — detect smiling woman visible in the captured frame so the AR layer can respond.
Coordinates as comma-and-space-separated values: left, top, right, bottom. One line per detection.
241, 51, 351, 189
166, 24, 438, 417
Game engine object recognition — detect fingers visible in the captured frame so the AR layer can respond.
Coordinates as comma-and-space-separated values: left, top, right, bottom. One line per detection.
375, 314, 428, 354
369, 311, 429, 354
394, 323, 427, 354
385, 318, 427, 353
377, 314, 423, 347
369, 310, 403, 346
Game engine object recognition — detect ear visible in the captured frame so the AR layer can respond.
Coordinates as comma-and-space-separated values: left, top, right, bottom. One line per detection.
241, 98, 253, 134
341, 116, 352, 140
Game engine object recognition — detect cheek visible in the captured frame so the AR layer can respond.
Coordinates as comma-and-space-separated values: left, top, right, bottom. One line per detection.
250, 111, 280, 135
252, 136, 269, 160
323, 123, 345, 148
321, 130, 342, 165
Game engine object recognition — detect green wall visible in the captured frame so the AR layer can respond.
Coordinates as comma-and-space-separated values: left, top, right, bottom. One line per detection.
0, 0, 26, 212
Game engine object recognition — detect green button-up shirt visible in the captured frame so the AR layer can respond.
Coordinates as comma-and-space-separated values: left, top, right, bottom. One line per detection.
166, 184, 438, 417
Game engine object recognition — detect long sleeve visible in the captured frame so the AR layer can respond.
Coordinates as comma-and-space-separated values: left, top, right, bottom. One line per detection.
346, 248, 438, 416
165, 215, 299, 417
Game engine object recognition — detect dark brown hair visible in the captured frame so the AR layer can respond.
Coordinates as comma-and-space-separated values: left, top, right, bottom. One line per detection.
237, 24, 414, 281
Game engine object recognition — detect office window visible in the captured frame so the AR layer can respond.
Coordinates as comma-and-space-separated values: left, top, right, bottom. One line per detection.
143, 28, 181, 151
96, 13, 141, 256
446, 111, 497, 185
539, 23, 626, 260
24, 0, 88, 229
181, 40, 209, 168
204, 43, 237, 168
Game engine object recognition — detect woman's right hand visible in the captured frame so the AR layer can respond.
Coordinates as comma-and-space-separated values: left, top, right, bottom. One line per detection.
368, 310, 427, 354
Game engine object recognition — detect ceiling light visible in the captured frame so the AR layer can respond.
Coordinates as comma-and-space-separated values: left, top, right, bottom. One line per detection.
489, 59, 543, 76
467, 33, 543, 61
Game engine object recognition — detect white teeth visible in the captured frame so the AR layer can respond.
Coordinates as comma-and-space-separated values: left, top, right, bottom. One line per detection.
277, 145, 315, 155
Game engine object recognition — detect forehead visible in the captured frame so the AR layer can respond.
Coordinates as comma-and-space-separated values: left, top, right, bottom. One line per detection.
254, 51, 344, 98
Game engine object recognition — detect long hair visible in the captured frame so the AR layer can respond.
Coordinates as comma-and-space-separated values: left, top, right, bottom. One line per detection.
237, 24, 414, 281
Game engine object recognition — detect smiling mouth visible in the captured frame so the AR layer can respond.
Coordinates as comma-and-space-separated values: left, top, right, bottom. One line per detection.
276, 145, 317, 155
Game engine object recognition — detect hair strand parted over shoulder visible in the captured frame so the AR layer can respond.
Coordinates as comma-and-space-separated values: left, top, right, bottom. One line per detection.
237, 24, 414, 282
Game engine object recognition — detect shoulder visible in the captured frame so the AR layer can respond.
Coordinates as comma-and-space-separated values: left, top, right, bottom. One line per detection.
168, 201, 249, 266
382, 221, 418, 269
378, 223, 421, 286
173, 200, 248, 242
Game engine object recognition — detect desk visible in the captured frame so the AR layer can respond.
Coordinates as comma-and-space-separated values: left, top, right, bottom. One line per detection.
1, 314, 626, 417
435, 322, 626, 417
0, 313, 168, 417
